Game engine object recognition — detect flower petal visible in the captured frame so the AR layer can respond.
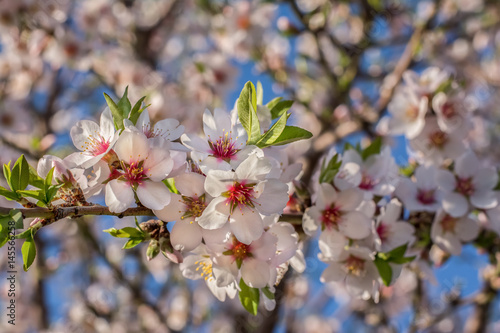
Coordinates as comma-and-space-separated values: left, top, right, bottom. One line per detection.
136, 181, 171, 210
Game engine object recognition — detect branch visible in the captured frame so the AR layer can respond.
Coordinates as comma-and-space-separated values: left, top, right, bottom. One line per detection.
0, 205, 304, 225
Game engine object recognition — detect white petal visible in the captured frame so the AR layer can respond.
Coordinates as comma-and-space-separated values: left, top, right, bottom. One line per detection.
114, 130, 149, 163
153, 193, 184, 222
253, 179, 289, 215
204, 170, 234, 197
70, 120, 99, 150
241, 259, 271, 288
319, 229, 348, 260
175, 173, 206, 197
105, 180, 135, 213
320, 263, 346, 282
473, 167, 498, 191
235, 153, 272, 181
470, 190, 498, 210
136, 181, 171, 210
99, 107, 115, 140
436, 170, 456, 192
336, 188, 364, 211
455, 151, 479, 178
442, 192, 469, 217
229, 207, 264, 244
251, 231, 278, 261
334, 162, 361, 190
338, 211, 371, 239
302, 207, 321, 236
455, 217, 480, 242
171, 221, 203, 252
197, 197, 229, 230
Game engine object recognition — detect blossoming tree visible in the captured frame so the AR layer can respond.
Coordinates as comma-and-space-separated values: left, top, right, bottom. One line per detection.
0, 0, 499, 332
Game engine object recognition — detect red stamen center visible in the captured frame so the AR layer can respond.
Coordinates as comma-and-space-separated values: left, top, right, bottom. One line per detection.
344, 255, 365, 276
359, 174, 377, 190
322, 204, 342, 229
208, 132, 238, 160
417, 189, 436, 205
123, 161, 148, 186
376, 223, 391, 242
456, 177, 474, 196
224, 181, 255, 213
429, 131, 448, 148
83, 134, 110, 156
441, 214, 457, 233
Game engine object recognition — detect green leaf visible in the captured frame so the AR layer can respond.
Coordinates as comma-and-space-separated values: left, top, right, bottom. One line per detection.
256, 81, 263, 105
118, 86, 132, 119
261, 287, 275, 300
15, 228, 33, 240
266, 97, 283, 111
163, 178, 179, 194
239, 279, 260, 315
269, 100, 294, 120
18, 190, 45, 202
0, 186, 20, 201
104, 93, 124, 131
123, 238, 143, 249
22, 231, 36, 271
146, 239, 160, 261
3, 161, 12, 190
237, 82, 261, 144
103, 227, 144, 238
28, 164, 45, 189
129, 96, 147, 125
10, 209, 23, 229
10, 155, 29, 191
44, 167, 55, 190
374, 257, 392, 286
390, 256, 416, 264
319, 153, 342, 184
386, 243, 408, 259
361, 137, 382, 160
45, 185, 61, 204
256, 112, 287, 148
270, 126, 312, 146
0, 215, 12, 247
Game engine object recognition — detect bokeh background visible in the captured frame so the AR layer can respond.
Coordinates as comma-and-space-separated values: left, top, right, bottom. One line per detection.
0, 0, 499, 332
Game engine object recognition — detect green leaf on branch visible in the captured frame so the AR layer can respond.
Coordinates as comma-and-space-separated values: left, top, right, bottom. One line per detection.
237, 81, 261, 144
270, 126, 312, 146
266, 97, 283, 111
269, 100, 293, 120
104, 93, 123, 131
256, 112, 287, 148
163, 178, 179, 194
374, 257, 392, 286
28, 164, 45, 189
239, 279, 260, 315
256, 81, 263, 105
123, 238, 143, 249
319, 153, 342, 184
10, 155, 30, 192
361, 137, 382, 160
117, 86, 132, 119
22, 230, 36, 271
10, 209, 23, 229
0, 186, 20, 201
129, 96, 147, 125
103, 227, 144, 238
0, 214, 12, 247
3, 161, 12, 190
261, 286, 275, 300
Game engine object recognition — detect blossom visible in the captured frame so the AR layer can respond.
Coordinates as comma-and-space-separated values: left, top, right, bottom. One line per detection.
105, 130, 173, 213
320, 246, 379, 299
402, 67, 450, 97
153, 172, 208, 252
303, 183, 372, 239
181, 108, 248, 172
437, 151, 498, 217
198, 153, 289, 244
431, 210, 480, 255
66, 107, 118, 168
179, 245, 238, 302
409, 116, 467, 165
395, 165, 443, 212
383, 88, 428, 139
334, 146, 399, 199
373, 199, 415, 252
432, 92, 470, 133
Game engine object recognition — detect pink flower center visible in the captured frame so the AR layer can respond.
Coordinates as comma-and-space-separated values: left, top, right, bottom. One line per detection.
83, 134, 110, 156
231, 241, 251, 261
359, 174, 377, 190
322, 204, 342, 229
123, 161, 148, 186
344, 255, 365, 276
208, 132, 238, 160
224, 181, 255, 213
441, 214, 457, 233
142, 124, 162, 138
405, 106, 419, 120
417, 189, 436, 205
455, 177, 474, 196
429, 130, 448, 148
376, 223, 391, 242
441, 102, 456, 119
